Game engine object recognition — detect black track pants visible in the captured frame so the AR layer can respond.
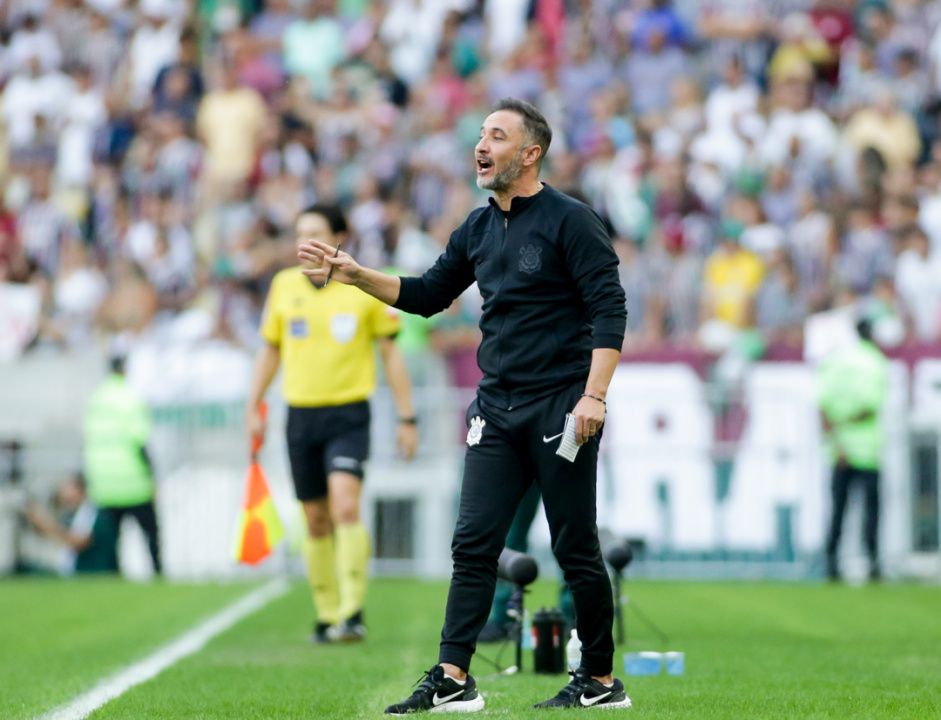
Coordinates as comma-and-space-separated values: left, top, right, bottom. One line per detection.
438, 383, 614, 675
104, 501, 162, 575
825, 465, 879, 564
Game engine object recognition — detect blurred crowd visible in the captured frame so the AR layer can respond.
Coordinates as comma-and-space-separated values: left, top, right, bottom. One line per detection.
3, 0, 941, 368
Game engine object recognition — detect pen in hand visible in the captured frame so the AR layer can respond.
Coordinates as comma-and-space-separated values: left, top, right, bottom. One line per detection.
323, 243, 342, 286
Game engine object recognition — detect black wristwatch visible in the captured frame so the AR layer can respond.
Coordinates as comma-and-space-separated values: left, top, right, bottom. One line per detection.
399, 417, 418, 425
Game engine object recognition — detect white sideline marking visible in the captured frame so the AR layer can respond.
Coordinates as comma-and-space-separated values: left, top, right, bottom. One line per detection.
37, 578, 291, 720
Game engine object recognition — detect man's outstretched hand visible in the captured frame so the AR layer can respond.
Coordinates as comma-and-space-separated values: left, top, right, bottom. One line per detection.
298, 240, 363, 286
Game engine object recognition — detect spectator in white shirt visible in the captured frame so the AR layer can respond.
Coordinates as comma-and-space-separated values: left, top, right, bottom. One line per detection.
128, 4, 180, 108
484, 0, 530, 62
895, 226, 941, 342
51, 239, 109, 347
9, 13, 62, 73
2, 55, 73, 149
735, 194, 787, 263
760, 60, 838, 185
705, 56, 760, 134
691, 56, 765, 179
55, 65, 108, 188
380, 0, 467, 84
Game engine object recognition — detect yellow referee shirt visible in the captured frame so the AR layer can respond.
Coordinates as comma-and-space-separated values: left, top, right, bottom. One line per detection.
260, 267, 401, 407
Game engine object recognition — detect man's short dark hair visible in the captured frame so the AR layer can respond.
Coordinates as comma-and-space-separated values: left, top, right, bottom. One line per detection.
300, 204, 349, 235
110, 355, 126, 375
856, 318, 874, 342
897, 47, 919, 66
491, 98, 552, 169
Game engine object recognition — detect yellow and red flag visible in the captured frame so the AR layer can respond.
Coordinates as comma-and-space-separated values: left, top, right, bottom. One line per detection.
234, 403, 284, 564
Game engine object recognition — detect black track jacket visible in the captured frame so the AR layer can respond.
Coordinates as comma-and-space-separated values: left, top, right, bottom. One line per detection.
394, 184, 627, 409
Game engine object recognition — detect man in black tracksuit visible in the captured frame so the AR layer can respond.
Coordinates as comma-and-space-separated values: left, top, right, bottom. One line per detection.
298, 98, 631, 713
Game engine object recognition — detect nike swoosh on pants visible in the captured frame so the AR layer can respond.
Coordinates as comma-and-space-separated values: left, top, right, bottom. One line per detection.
542, 432, 564, 443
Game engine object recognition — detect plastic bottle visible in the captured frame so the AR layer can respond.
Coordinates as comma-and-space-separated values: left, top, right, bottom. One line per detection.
521, 609, 534, 650
566, 629, 581, 672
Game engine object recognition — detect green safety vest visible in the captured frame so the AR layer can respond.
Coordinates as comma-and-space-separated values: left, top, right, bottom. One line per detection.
817, 340, 888, 470
84, 374, 154, 507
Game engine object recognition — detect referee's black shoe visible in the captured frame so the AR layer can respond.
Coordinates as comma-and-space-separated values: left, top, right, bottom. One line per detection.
533, 667, 632, 709
327, 610, 367, 643
309, 622, 333, 644
384, 665, 485, 714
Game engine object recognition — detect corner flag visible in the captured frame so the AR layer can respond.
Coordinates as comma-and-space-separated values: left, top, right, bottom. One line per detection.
234, 403, 284, 564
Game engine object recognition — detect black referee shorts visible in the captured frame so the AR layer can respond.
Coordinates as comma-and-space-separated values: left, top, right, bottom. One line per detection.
286, 401, 370, 501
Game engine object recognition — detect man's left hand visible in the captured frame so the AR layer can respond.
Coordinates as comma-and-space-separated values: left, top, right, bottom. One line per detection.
572, 395, 605, 445
397, 423, 418, 460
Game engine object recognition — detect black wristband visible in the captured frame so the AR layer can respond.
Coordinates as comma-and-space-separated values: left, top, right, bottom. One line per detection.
399, 417, 418, 425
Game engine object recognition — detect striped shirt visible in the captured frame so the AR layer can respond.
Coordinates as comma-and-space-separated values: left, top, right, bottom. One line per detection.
20, 200, 79, 277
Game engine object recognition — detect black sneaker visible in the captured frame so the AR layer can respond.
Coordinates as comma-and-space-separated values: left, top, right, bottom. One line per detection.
309, 622, 333, 644
385, 665, 485, 715
327, 610, 367, 643
534, 667, 632, 709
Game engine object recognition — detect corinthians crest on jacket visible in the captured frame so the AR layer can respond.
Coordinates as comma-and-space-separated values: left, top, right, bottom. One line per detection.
466, 416, 486, 446
518, 244, 542, 274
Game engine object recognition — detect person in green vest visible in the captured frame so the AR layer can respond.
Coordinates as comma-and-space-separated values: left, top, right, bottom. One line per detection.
817, 318, 888, 582
84, 354, 161, 575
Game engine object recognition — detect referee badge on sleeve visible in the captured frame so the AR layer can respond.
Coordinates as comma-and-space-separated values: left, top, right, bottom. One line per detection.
466, 416, 485, 446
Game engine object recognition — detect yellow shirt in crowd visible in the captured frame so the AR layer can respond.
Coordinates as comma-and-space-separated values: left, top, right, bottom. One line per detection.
843, 108, 921, 170
196, 87, 268, 182
704, 248, 766, 328
260, 267, 401, 407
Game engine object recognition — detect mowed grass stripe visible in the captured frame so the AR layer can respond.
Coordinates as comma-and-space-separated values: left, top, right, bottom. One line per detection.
0, 577, 269, 719
39, 579, 290, 720
87, 580, 941, 719
89, 580, 439, 719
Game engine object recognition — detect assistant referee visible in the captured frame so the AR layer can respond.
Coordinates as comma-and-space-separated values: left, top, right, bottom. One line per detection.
299, 99, 630, 713
246, 203, 418, 644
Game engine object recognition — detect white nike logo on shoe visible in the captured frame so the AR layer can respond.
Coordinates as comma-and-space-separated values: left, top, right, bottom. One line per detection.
580, 692, 612, 707
432, 690, 465, 706
542, 432, 564, 443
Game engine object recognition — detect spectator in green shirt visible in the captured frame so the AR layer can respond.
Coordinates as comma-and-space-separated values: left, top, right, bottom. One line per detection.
817, 319, 888, 582
282, 0, 346, 100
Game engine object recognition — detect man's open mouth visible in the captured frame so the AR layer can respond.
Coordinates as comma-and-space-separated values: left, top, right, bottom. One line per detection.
476, 157, 493, 174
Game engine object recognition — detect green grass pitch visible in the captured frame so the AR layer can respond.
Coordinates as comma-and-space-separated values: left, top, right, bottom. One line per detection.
3, 576, 940, 719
